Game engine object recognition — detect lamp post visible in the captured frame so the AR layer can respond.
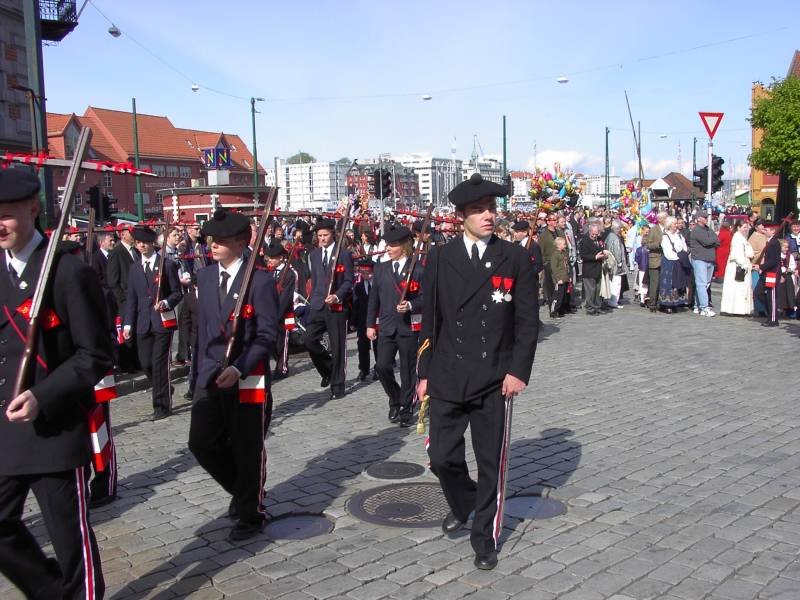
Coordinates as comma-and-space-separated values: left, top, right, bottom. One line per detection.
251, 97, 265, 210
132, 98, 144, 219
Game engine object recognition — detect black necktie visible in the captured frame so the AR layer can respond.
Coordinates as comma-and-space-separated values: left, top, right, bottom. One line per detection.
144, 261, 153, 283
393, 262, 400, 279
219, 271, 230, 307
323, 249, 329, 270
471, 244, 480, 269
7, 263, 19, 288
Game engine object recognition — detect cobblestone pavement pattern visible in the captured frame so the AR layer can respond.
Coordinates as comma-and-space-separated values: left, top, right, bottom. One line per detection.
3, 289, 800, 600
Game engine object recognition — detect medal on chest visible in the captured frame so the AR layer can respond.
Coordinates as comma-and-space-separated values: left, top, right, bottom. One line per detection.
491, 276, 514, 303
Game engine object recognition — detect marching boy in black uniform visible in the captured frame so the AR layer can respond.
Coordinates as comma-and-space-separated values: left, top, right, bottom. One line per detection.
0, 168, 111, 599
367, 225, 424, 427
352, 258, 377, 381
303, 218, 354, 399
122, 226, 182, 420
417, 173, 539, 570
264, 240, 297, 379
188, 209, 278, 541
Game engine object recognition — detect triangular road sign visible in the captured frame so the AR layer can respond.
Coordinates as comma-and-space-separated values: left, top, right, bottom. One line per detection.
699, 112, 724, 140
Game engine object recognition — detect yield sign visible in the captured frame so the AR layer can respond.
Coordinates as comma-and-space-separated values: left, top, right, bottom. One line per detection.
699, 112, 724, 140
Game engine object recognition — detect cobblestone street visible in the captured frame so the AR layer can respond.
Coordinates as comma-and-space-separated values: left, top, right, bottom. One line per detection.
3, 294, 800, 600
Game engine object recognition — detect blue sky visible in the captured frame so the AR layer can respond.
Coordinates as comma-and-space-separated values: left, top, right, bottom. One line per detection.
43, 0, 798, 179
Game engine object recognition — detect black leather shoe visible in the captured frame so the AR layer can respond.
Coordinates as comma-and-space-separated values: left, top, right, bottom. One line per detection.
399, 414, 414, 428
320, 376, 331, 388
474, 551, 498, 570
372, 370, 379, 381
183, 390, 193, 400
152, 411, 170, 421
272, 370, 288, 381
330, 389, 346, 399
358, 370, 369, 382
227, 498, 238, 520
388, 407, 401, 422
442, 512, 466, 536
228, 518, 264, 541
89, 494, 116, 509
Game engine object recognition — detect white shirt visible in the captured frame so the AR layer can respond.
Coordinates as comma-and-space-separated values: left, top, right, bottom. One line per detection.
121, 240, 136, 261
391, 257, 407, 275
661, 231, 687, 261
101, 247, 110, 258
321, 243, 335, 265
462, 234, 491, 260
6, 229, 43, 279
141, 252, 158, 272
219, 257, 243, 294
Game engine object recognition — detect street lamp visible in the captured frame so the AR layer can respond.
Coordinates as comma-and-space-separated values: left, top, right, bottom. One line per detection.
251, 97, 265, 210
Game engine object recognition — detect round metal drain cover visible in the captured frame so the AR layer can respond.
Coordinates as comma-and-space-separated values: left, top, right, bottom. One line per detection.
364, 461, 426, 480
504, 495, 566, 520
347, 482, 449, 528
264, 514, 334, 540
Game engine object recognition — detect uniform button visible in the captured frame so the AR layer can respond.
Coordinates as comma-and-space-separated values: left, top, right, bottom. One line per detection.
456, 320, 463, 327
0, 338, 6, 344
482, 304, 488, 311
0, 356, 5, 364
0, 378, 5, 386
481, 320, 486, 327
456, 353, 463, 360
456, 337, 462, 344
481, 336, 486, 343
481, 352, 487, 358
458, 307, 464, 313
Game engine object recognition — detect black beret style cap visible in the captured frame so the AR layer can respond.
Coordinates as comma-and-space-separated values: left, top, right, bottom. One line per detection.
0, 167, 41, 202
201, 209, 250, 238
132, 225, 157, 243
294, 219, 311, 232
447, 172, 507, 209
314, 218, 336, 232
356, 257, 375, 269
511, 220, 530, 231
264, 239, 287, 257
382, 224, 412, 244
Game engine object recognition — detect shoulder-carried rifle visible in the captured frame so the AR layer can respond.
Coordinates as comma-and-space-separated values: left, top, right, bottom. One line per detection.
222, 188, 278, 368
153, 218, 171, 308
325, 202, 354, 302
399, 200, 433, 305
85, 207, 96, 268
13, 128, 92, 399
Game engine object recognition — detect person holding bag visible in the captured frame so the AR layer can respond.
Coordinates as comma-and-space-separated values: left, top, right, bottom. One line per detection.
721, 221, 755, 316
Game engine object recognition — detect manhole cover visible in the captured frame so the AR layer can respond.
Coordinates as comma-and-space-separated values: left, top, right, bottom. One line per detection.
364, 461, 426, 480
264, 514, 334, 540
347, 482, 450, 528
504, 495, 566, 520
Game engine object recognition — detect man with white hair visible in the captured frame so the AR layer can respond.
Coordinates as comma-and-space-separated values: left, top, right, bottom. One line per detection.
578, 223, 609, 315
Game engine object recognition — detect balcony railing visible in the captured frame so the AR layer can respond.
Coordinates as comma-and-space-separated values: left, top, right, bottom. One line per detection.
39, 0, 78, 42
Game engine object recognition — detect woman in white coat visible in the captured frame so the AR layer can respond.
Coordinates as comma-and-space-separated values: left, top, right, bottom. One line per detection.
721, 221, 754, 315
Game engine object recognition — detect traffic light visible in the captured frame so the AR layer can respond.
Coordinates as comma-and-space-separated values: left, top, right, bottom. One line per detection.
372, 169, 381, 198
711, 155, 725, 193
102, 194, 116, 221
693, 167, 708, 192
381, 169, 393, 198
87, 185, 101, 215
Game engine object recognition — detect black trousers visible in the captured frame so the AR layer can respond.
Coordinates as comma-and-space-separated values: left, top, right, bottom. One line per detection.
550, 282, 569, 316
137, 330, 173, 414
304, 307, 348, 393
272, 328, 290, 375
542, 265, 555, 307
356, 329, 377, 373
582, 276, 601, 311
647, 267, 661, 308
176, 298, 194, 362
0, 466, 104, 600
429, 390, 508, 555
375, 332, 418, 415
188, 386, 267, 523
89, 402, 117, 500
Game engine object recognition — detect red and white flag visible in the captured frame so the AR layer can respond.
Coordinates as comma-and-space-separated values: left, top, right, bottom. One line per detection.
94, 372, 118, 403
88, 404, 112, 471
239, 362, 267, 404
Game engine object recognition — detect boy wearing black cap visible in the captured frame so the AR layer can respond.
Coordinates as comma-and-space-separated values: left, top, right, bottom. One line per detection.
188, 209, 278, 541
264, 240, 297, 379
304, 218, 354, 399
123, 226, 183, 420
416, 173, 539, 570
366, 224, 424, 427
0, 168, 111, 598
352, 257, 378, 381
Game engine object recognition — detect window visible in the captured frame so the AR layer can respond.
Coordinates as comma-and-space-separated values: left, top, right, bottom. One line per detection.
152, 165, 165, 176
103, 172, 113, 188
155, 193, 164, 205
142, 193, 151, 205
179, 166, 192, 179
166, 165, 179, 178
74, 193, 82, 206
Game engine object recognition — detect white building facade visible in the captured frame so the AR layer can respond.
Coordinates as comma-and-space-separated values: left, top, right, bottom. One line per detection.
461, 157, 504, 184
271, 160, 350, 211
389, 154, 463, 206
578, 175, 621, 197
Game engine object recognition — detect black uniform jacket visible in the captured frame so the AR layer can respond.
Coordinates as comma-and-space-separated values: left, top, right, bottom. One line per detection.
192, 264, 278, 390
417, 235, 539, 403
271, 264, 297, 320
124, 253, 183, 335
106, 242, 139, 315
578, 235, 605, 279
307, 243, 354, 311
366, 260, 424, 337
0, 241, 113, 475
352, 279, 370, 331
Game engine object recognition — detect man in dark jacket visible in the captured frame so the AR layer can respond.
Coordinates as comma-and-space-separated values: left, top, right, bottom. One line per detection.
0, 168, 111, 599
351, 258, 377, 381
578, 223, 609, 315
688, 211, 720, 317
106, 224, 140, 371
760, 232, 782, 327
123, 226, 183, 420
416, 173, 539, 571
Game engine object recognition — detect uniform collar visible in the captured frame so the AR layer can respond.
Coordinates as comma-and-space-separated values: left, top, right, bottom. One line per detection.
219, 256, 243, 282
462, 233, 490, 259
6, 229, 43, 277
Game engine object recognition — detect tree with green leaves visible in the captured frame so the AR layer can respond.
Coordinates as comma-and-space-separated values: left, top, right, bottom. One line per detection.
749, 76, 800, 182
336, 157, 351, 165
287, 152, 316, 164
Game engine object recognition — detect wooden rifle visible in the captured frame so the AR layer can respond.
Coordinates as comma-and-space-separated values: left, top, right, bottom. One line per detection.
324, 201, 354, 307
85, 207, 96, 268
399, 200, 433, 305
275, 242, 299, 294
153, 217, 171, 308
13, 128, 92, 399
222, 187, 278, 368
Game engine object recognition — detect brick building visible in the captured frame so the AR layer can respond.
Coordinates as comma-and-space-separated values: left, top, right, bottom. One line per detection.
46, 106, 265, 221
